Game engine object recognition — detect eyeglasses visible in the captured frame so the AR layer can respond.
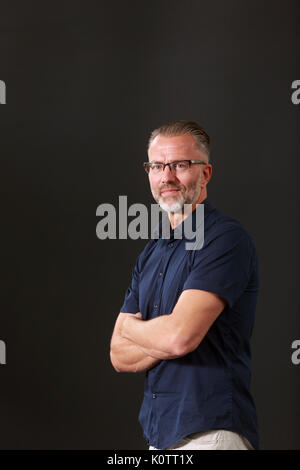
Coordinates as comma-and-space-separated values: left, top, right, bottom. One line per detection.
143, 160, 208, 175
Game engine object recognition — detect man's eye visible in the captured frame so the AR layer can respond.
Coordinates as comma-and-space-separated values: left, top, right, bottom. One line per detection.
152, 164, 162, 170
174, 162, 187, 169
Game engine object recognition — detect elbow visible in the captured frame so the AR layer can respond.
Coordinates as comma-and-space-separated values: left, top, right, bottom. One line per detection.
110, 350, 122, 373
168, 343, 189, 358
167, 333, 199, 358
166, 335, 188, 358
110, 349, 137, 373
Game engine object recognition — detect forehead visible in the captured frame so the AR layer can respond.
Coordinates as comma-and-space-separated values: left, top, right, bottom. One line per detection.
148, 133, 200, 160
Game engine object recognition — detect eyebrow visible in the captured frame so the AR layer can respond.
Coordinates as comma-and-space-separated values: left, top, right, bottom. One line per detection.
148, 159, 188, 163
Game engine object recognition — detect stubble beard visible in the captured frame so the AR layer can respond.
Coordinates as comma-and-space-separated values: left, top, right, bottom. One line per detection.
152, 179, 202, 214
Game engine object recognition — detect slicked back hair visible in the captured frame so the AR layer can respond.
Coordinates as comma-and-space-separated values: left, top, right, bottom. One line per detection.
148, 120, 210, 160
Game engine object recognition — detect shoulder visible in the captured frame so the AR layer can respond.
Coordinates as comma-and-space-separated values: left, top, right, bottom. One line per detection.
205, 205, 256, 251
192, 205, 258, 270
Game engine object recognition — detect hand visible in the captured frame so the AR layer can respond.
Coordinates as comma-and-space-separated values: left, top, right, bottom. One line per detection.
121, 312, 143, 338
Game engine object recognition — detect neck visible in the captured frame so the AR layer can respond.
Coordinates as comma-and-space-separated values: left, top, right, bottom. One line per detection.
168, 190, 207, 229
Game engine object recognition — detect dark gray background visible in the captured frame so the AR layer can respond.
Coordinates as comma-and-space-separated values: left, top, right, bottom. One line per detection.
0, 0, 299, 450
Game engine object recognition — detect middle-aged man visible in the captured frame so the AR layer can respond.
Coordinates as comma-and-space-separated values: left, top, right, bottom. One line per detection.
110, 120, 259, 450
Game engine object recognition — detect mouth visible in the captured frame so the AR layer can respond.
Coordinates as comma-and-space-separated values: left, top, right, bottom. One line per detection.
160, 189, 180, 196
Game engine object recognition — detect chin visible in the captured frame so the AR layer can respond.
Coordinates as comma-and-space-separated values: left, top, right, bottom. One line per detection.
159, 199, 183, 213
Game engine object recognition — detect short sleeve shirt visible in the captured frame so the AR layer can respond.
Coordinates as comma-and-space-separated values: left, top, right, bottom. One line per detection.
120, 199, 259, 450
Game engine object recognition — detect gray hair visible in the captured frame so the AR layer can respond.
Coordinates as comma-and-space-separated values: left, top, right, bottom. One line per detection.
148, 120, 210, 160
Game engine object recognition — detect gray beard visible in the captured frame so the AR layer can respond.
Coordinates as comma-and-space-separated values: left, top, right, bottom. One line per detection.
158, 185, 202, 214
158, 198, 184, 213
152, 177, 202, 214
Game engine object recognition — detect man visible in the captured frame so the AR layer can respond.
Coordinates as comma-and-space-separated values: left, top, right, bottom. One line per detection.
110, 120, 259, 450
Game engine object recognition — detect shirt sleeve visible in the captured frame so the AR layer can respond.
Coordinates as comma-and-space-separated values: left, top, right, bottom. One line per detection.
183, 227, 255, 308
120, 258, 140, 313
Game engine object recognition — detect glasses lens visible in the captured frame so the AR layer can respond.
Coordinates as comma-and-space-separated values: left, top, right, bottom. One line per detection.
144, 163, 164, 173
144, 161, 192, 173
172, 161, 189, 172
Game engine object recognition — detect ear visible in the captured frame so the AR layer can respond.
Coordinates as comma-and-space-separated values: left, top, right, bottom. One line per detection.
201, 164, 212, 187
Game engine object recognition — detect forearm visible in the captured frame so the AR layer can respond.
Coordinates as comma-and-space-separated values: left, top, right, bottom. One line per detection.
121, 314, 183, 359
110, 335, 160, 372
118, 290, 226, 362
110, 313, 161, 372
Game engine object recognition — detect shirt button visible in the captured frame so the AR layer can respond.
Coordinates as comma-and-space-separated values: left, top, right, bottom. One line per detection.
154, 304, 158, 308
169, 243, 173, 247
159, 272, 163, 276
152, 394, 156, 399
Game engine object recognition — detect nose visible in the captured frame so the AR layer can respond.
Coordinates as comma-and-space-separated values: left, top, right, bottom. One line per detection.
161, 164, 178, 184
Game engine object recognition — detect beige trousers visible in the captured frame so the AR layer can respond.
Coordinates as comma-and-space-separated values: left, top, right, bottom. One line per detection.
149, 429, 254, 450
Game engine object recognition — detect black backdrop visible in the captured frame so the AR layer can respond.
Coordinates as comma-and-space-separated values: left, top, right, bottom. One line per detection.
0, 0, 299, 450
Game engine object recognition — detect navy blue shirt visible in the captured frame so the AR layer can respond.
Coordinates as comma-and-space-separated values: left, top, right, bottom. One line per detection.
120, 199, 259, 450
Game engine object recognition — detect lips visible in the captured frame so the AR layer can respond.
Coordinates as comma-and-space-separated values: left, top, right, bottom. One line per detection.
160, 188, 180, 195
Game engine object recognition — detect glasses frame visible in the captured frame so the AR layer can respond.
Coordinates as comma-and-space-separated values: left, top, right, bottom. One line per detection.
143, 159, 208, 174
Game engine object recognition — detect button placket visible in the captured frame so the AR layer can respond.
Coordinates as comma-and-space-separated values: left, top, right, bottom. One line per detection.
152, 242, 176, 315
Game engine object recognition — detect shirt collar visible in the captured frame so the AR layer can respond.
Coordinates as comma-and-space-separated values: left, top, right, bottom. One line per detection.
153, 198, 214, 241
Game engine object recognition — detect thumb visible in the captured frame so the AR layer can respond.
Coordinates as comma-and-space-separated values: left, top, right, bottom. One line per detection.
135, 312, 142, 319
